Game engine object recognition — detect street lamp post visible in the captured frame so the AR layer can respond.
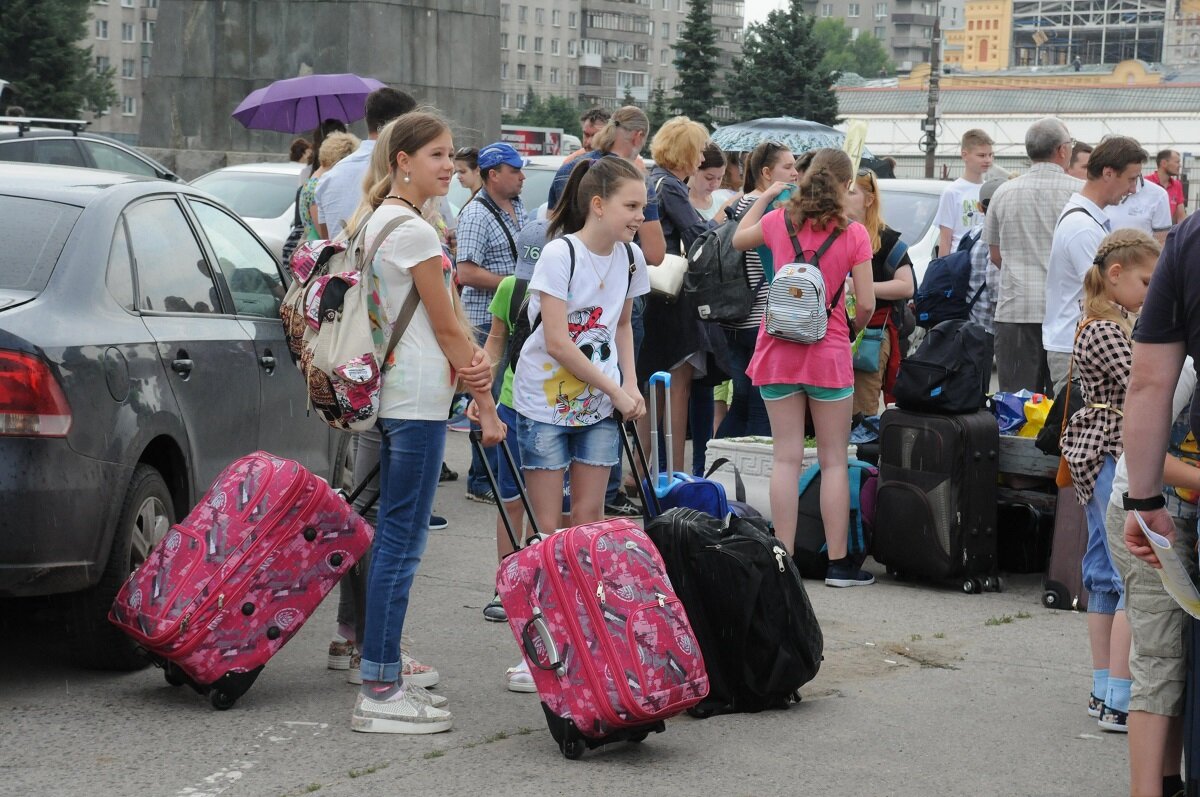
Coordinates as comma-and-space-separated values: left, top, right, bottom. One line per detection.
923, 7, 941, 178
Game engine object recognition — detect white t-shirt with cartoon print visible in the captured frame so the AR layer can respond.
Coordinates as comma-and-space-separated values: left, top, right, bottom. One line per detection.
513, 234, 651, 427
936, 177, 985, 248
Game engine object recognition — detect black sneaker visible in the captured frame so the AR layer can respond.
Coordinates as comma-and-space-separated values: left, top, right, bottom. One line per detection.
825, 563, 875, 588
1098, 704, 1129, 733
604, 492, 641, 517
482, 595, 507, 622
428, 515, 448, 531
440, 462, 458, 483
465, 489, 497, 505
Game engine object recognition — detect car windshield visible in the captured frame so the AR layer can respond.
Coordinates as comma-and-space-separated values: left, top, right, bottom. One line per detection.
0, 196, 80, 292
192, 171, 297, 219
448, 166, 558, 218
877, 189, 942, 247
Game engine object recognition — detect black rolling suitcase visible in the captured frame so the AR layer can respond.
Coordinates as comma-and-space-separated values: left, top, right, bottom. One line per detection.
1042, 486, 1090, 611
873, 408, 1000, 593
1187, 618, 1200, 797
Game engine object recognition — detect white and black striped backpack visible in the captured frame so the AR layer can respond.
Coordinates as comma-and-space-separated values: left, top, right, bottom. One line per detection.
764, 218, 843, 344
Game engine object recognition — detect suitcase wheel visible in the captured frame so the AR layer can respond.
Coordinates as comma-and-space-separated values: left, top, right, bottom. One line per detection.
1042, 586, 1069, 609
560, 736, 585, 760
210, 690, 238, 711
163, 664, 187, 688
962, 577, 982, 594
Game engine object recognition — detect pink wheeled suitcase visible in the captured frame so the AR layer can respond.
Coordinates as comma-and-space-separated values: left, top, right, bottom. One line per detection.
109, 451, 374, 709
474, 432, 709, 759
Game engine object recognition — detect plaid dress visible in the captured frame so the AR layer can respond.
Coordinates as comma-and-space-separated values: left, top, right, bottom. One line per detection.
1061, 310, 1131, 504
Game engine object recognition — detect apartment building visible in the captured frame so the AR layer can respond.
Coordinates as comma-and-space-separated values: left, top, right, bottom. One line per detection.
500, 0, 745, 113
86, 0, 158, 144
805, 0, 963, 73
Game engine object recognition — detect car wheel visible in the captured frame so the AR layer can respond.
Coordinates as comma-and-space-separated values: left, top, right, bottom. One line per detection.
70, 464, 175, 671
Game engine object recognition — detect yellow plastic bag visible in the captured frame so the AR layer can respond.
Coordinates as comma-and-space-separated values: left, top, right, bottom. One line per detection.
1018, 393, 1050, 439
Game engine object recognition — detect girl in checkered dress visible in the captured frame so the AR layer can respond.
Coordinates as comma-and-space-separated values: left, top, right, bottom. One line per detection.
1060, 228, 1162, 734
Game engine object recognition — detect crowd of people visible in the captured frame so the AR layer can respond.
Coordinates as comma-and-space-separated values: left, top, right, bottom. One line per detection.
286, 88, 1199, 795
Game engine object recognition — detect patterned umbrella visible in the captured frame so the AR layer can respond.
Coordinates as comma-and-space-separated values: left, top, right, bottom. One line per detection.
712, 116, 891, 176
232, 73, 387, 134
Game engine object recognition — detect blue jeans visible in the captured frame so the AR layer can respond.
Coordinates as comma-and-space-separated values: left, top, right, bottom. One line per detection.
1083, 455, 1124, 614
716, 326, 771, 438
360, 418, 445, 683
468, 325, 503, 497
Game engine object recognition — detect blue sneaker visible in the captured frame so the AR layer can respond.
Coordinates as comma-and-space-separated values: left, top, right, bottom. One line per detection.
825, 562, 875, 588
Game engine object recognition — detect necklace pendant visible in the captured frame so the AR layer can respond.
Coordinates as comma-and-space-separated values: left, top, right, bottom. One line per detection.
599, 280, 605, 289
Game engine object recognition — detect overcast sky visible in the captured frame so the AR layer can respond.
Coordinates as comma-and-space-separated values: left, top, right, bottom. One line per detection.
744, 0, 789, 25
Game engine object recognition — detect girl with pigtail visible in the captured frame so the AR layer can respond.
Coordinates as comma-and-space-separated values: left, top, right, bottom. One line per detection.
731, 148, 876, 588
1059, 228, 1161, 736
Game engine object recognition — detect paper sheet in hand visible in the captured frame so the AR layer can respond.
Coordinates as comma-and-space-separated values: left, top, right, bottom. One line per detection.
1135, 511, 1200, 619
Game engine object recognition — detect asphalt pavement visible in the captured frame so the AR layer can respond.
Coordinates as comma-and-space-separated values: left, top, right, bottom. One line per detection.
1, 431, 1129, 796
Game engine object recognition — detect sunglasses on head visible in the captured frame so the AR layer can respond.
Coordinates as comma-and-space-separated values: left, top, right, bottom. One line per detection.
454, 147, 477, 159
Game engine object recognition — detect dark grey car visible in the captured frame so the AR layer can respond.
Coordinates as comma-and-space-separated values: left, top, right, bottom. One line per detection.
0, 164, 342, 669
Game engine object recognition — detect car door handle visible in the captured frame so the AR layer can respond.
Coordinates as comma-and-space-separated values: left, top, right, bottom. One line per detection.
171, 358, 194, 375
259, 355, 276, 371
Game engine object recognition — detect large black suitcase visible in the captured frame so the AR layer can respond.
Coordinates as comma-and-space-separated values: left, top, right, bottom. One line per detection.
1187, 618, 1200, 797
873, 408, 1000, 593
643, 508, 824, 717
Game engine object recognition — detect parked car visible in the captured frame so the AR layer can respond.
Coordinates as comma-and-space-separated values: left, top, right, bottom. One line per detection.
875, 178, 951, 286
0, 118, 179, 181
448, 154, 565, 219
0, 163, 342, 670
191, 162, 305, 259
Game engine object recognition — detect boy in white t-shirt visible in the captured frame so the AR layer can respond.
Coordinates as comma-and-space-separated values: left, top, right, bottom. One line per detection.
936, 128, 995, 256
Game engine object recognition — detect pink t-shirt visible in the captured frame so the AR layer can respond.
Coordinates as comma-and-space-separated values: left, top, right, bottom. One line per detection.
747, 209, 873, 389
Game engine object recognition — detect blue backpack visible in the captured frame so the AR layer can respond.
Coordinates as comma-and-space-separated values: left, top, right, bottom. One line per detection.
792, 459, 879, 579
914, 230, 984, 329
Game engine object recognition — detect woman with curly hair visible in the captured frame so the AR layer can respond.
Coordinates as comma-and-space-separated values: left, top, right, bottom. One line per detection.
732, 148, 876, 587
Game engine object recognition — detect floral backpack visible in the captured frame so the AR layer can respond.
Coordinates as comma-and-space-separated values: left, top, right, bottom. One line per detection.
279, 215, 417, 431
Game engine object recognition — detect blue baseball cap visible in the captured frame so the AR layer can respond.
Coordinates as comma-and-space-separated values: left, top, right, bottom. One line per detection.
478, 142, 529, 170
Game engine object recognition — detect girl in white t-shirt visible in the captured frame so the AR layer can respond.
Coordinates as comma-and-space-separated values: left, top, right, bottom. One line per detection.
512, 156, 651, 533
350, 111, 505, 737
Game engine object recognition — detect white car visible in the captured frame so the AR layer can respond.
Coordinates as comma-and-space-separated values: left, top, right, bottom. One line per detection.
874, 178, 951, 286
448, 154, 565, 219
192, 162, 304, 259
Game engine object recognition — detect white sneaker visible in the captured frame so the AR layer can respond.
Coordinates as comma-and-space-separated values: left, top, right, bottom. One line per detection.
406, 683, 449, 709
351, 691, 453, 735
347, 652, 362, 685
506, 659, 537, 693
402, 652, 440, 688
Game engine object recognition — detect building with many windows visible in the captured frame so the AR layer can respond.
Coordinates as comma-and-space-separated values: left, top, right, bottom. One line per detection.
85, 0, 157, 144
499, 0, 744, 114
805, 0, 963, 73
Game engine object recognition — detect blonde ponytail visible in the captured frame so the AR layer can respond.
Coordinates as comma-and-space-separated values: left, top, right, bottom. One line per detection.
1082, 228, 1161, 335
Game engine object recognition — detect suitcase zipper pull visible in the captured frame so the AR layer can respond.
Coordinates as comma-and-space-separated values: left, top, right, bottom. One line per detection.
217, 593, 225, 611
181, 611, 192, 633
595, 583, 605, 602
773, 546, 787, 573
656, 592, 666, 607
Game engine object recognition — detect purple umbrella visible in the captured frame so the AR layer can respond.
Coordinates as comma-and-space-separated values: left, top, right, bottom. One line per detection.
231, 73, 387, 134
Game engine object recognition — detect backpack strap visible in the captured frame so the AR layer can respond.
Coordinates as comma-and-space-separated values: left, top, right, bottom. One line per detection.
472, 192, 519, 262
528, 237, 577, 335
1056, 205, 1104, 230
797, 461, 821, 495
623, 241, 635, 290
362, 215, 421, 368
784, 215, 846, 319
884, 237, 909, 272
358, 215, 410, 273
847, 461, 863, 553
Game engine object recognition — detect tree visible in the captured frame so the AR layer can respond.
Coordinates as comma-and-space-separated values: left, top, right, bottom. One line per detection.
0, 0, 117, 117
812, 18, 894, 78
502, 89, 583, 137
671, 0, 721, 127
622, 84, 637, 108
727, 0, 839, 126
647, 79, 670, 145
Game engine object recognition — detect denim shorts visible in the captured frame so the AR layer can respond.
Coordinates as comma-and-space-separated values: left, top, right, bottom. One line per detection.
516, 414, 620, 471
496, 404, 524, 503
760, 382, 854, 402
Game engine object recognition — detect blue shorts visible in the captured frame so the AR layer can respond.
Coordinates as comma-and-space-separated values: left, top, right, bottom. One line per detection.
496, 404, 524, 503
516, 414, 620, 471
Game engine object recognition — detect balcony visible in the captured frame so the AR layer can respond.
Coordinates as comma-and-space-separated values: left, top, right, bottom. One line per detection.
579, 52, 602, 68
893, 13, 937, 25
617, 84, 649, 102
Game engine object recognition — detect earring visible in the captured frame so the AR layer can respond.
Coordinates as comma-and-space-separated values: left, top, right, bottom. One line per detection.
403, 173, 411, 184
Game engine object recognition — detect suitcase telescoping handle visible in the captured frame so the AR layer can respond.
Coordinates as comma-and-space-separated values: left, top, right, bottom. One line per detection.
341, 461, 381, 515
615, 412, 663, 522
647, 371, 672, 496
469, 430, 542, 554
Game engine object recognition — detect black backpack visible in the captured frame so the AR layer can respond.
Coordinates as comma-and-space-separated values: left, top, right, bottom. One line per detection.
644, 508, 824, 717
894, 318, 990, 414
684, 205, 760, 324
914, 229, 983, 329
507, 238, 634, 368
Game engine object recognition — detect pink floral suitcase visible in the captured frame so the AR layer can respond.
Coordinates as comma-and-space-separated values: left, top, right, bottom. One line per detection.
109, 451, 373, 709
496, 518, 709, 759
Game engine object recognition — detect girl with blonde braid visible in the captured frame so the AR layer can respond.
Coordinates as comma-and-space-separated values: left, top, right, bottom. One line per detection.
1060, 228, 1162, 735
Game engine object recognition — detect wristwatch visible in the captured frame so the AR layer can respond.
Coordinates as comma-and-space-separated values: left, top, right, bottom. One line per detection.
1121, 492, 1167, 511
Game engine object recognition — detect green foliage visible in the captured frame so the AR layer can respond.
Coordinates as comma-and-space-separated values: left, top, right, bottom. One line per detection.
671, 0, 721, 127
502, 88, 583, 137
647, 79, 670, 150
0, 0, 117, 117
812, 18, 894, 78
728, 0, 839, 126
